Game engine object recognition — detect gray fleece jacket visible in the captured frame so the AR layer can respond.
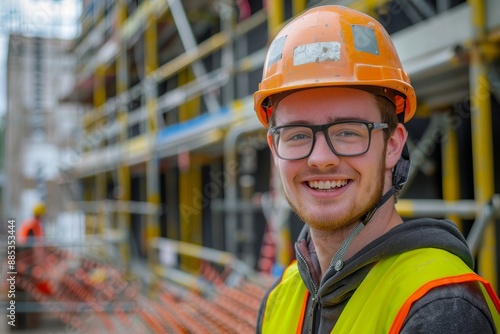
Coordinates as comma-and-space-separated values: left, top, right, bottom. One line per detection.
257, 218, 496, 333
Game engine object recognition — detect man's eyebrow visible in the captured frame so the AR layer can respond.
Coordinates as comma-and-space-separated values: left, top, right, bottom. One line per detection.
276, 120, 312, 126
327, 116, 369, 122
275, 115, 376, 127
278, 117, 371, 126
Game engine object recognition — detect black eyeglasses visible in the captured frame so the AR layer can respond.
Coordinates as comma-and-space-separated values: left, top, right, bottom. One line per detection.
268, 120, 388, 160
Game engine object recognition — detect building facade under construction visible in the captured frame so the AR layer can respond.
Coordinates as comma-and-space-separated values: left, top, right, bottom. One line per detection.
59, 0, 500, 288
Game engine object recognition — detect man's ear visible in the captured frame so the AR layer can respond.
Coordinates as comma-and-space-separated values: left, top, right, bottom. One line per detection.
386, 123, 408, 169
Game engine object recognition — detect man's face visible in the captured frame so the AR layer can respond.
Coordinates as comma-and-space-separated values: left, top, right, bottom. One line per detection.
268, 87, 389, 232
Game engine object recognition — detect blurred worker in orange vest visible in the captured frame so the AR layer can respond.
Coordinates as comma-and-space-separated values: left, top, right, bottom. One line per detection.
18, 202, 45, 245
17, 202, 53, 296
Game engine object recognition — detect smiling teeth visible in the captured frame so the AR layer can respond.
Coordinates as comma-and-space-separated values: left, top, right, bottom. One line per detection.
308, 180, 348, 189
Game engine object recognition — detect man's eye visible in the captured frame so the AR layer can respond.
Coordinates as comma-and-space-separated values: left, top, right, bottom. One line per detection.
290, 133, 310, 140
281, 129, 311, 142
336, 130, 360, 137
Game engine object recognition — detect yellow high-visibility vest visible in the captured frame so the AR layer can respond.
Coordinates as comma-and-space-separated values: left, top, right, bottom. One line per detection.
261, 248, 500, 333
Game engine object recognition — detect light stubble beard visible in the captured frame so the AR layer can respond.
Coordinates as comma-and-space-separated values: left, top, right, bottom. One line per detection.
284, 147, 387, 234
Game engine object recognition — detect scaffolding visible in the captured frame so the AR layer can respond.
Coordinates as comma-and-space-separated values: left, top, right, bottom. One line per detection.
61, 0, 500, 296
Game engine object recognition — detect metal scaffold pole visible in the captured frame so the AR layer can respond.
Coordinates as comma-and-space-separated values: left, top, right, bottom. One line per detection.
468, 0, 498, 290
145, 9, 161, 255
442, 113, 463, 232
94, 63, 108, 253
116, 0, 132, 271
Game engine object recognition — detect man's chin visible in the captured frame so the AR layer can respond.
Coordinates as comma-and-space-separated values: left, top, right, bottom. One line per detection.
294, 207, 371, 232
305, 218, 359, 233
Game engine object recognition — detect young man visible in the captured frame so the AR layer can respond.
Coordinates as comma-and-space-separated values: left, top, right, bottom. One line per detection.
253, 5, 500, 333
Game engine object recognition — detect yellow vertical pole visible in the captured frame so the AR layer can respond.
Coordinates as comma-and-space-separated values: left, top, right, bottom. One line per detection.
94, 64, 107, 241
178, 70, 199, 121
349, 0, 383, 16
178, 68, 202, 272
94, 64, 107, 109
292, 0, 307, 16
84, 178, 95, 235
145, 10, 160, 250
179, 163, 202, 271
267, 0, 284, 38
117, 165, 130, 261
442, 119, 462, 232
468, 0, 497, 290
116, 0, 131, 269
145, 13, 158, 134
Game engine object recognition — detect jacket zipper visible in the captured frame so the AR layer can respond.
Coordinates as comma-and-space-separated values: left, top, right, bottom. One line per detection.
309, 296, 320, 334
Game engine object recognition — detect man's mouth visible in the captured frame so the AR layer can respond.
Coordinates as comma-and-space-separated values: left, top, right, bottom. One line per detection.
307, 180, 348, 190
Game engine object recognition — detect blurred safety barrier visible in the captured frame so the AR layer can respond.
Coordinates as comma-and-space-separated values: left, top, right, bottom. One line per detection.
146, 237, 274, 333
0, 239, 142, 332
0, 237, 274, 333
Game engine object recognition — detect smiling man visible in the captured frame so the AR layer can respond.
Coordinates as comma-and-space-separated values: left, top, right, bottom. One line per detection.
254, 5, 500, 334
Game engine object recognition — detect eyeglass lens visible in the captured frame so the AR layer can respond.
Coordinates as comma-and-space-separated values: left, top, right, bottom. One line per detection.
274, 122, 382, 159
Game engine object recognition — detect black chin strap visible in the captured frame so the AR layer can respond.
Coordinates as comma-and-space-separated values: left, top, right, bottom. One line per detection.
330, 140, 411, 272
330, 186, 397, 271
392, 143, 411, 196
360, 186, 397, 225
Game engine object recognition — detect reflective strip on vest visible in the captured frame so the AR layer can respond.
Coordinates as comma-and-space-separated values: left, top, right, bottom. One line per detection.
260, 248, 500, 333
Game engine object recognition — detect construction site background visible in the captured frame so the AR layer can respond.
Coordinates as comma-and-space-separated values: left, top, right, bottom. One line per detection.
0, 0, 500, 332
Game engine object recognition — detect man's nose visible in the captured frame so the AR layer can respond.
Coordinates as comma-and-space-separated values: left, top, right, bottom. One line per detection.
307, 132, 341, 168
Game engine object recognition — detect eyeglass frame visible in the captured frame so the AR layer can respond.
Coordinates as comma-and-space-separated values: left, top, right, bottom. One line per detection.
268, 120, 389, 160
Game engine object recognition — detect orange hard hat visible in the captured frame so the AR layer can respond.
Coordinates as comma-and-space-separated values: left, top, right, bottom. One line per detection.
254, 5, 416, 127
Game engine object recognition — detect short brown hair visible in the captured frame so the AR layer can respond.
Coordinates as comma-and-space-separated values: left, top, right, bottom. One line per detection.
376, 95, 398, 141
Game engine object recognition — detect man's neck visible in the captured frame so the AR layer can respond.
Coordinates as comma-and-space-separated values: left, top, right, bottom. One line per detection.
309, 206, 403, 276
